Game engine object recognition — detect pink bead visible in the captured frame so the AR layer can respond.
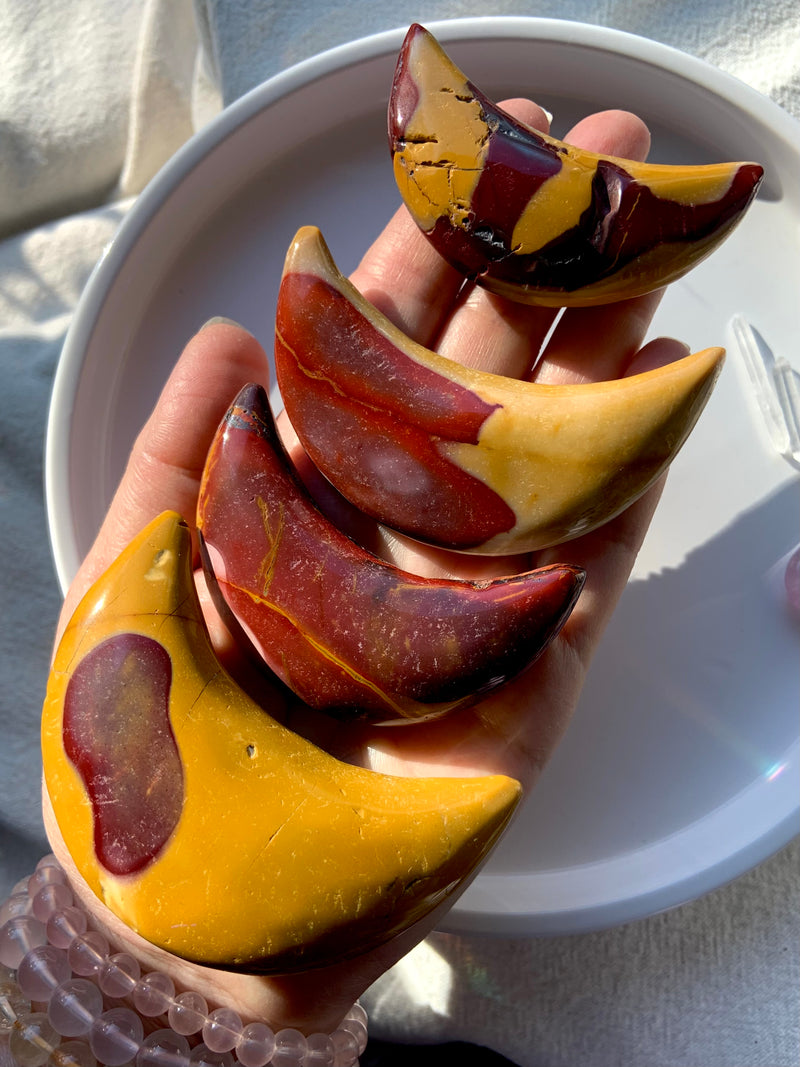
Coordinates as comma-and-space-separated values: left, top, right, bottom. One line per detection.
46, 906, 88, 949
133, 972, 175, 1017
236, 1022, 275, 1067
202, 1008, 242, 1053
8, 1011, 60, 1067
136, 1029, 191, 1067
0, 892, 31, 925
89, 1007, 144, 1066
331, 1029, 358, 1067
53, 1039, 98, 1067
167, 991, 208, 1036
68, 931, 109, 977
188, 1044, 234, 1067
98, 952, 141, 998
0, 915, 47, 968
28, 865, 68, 896
48, 978, 104, 1037
16, 945, 71, 1001
304, 1033, 335, 1066
345, 1004, 367, 1028
35, 856, 63, 874
32, 883, 74, 922
339, 1018, 367, 1056
271, 1029, 307, 1067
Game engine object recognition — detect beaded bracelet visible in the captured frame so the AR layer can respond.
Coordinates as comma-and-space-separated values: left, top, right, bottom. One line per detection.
0, 856, 367, 1067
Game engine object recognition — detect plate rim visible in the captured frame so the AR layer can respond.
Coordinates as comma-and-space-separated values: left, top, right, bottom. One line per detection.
44, 16, 800, 936
441, 740, 800, 934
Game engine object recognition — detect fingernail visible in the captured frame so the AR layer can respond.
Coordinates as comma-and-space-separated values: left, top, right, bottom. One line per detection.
542, 107, 554, 125
200, 316, 245, 330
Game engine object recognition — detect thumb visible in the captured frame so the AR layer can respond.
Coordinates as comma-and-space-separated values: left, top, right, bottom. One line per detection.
57, 320, 269, 637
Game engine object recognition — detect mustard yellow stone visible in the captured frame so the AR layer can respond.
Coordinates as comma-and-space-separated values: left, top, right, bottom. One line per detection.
41, 512, 521, 972
392, 43, 487, 233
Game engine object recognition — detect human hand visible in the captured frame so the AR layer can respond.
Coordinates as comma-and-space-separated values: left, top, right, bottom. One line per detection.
43, 101, 685, 1035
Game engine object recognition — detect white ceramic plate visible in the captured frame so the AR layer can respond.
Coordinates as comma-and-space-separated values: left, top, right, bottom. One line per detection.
46, 18, 800, 935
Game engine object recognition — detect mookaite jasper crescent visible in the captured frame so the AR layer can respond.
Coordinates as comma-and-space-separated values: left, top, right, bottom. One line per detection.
275, 226, 725, 555
389, 24, 764, 306
41, 512, 522, 972
197, 383, 584, 723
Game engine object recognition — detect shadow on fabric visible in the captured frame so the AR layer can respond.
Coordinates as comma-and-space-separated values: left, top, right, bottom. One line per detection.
362, 1040, 521, 1066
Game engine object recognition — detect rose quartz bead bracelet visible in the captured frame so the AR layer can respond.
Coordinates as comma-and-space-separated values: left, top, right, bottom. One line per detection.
0, 857, 367, 1067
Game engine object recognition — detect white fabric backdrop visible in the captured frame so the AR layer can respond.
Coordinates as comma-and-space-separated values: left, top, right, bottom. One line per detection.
1, 2, 797, 1064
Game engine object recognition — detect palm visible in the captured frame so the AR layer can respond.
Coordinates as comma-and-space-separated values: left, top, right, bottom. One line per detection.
46, 102, 682, 1031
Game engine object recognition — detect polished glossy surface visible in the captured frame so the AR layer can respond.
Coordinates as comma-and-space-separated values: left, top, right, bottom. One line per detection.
41, 512, 521, 970
276, 226, 725, 554
197, 383, 584, 722
389, 24, 763, 306
63, 633, 183, 876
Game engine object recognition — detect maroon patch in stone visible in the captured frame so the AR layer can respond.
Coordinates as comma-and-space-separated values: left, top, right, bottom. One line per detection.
275, 273, 517, 548
63, 633, 183, 875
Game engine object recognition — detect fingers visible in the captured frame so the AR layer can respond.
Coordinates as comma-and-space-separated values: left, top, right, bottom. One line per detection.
533, 289, 665, 384
59, 321, 269, 627
434, 284, 553, 379
349, 205, 465, 346
564, 107, 651, 160
537, 474, 665, 639
99, 321, 267, 560
529, 110, 662, 385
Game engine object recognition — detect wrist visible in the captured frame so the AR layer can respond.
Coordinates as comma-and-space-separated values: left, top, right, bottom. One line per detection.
0, 856, 368, 1067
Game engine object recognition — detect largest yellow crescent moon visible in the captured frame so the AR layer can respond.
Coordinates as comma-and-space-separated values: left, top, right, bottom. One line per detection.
40, 512, 520, 973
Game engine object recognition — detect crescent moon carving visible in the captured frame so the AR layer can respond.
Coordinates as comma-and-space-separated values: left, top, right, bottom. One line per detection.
275, 225, 725, 554
389, 24, 763, 306
41, 512, 522, 972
